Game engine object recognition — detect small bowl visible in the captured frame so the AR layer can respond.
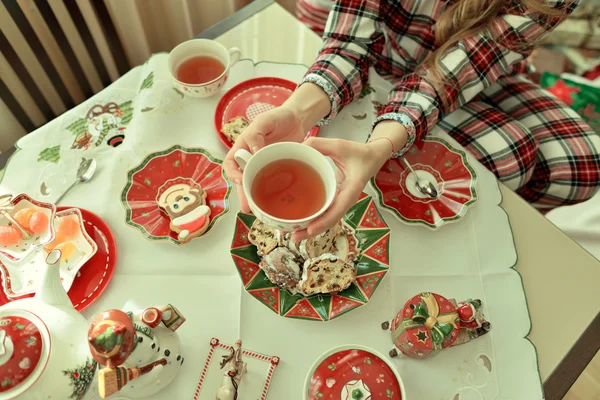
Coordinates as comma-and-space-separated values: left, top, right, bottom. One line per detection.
304, 345, 406, 400
0, 208, 98, 298
167, 39, 241, 98
0, 194, 56, 263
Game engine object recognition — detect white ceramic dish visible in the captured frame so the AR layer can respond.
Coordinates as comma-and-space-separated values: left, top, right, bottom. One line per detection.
0, 208, 98, 298
0, 194, 56, 262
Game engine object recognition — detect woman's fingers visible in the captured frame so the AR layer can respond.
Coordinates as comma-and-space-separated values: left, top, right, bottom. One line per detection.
304, 137, 343, 157
243, 115, 276, 153
237, 184, 250, 213
306, 178, 364, 238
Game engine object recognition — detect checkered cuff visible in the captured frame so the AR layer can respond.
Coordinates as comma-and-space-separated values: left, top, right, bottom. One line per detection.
301, 73, 339, 125
369, 112, 416, 158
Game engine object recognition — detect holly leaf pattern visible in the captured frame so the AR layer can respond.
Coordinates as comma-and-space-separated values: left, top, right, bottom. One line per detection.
364, 357, 372, 364
387, 389, 394, 398
66, 117, 88, 137
118, 100, 134, 125
38, 145, 61, 163
327, 363, 336, 371
139, 71, 154, 91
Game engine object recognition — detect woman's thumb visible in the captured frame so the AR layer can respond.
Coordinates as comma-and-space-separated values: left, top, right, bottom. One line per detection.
244, 116, 274, 153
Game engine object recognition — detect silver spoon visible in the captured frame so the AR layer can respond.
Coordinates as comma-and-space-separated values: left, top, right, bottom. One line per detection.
401, 157, 438, 198
54, 158, 97, 204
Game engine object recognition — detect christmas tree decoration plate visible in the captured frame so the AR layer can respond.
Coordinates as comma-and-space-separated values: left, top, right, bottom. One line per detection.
0, 208, 98, 298
121, 145, 232, 245
0, 194, 57, 262
214, 77, 319, 148
304, 345, 405, 400
230, 193, 390, 322
0, 206, 117, 312
371, 137, 478, 229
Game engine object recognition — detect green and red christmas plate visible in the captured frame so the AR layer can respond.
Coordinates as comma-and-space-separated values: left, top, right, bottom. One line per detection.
121, 145, 232, 245
230, 193, 390, 322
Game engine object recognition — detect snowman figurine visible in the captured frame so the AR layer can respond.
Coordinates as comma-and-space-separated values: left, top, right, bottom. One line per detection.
88, 304, 186, 398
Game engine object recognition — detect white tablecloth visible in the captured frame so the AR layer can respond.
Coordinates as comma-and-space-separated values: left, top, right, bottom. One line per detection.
0, 54, 543, 399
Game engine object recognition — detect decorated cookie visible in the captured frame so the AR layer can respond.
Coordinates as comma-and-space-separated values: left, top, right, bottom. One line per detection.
301, 254, 356, 295
221, 116, 249, 143
157, 183, 212, 243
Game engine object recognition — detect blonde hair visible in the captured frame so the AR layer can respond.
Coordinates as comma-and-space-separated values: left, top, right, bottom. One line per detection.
423, 0, 567, 107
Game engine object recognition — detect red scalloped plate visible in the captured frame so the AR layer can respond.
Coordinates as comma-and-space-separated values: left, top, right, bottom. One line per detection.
214, 77, 319, 149
120, 145, 231, 245
371, 137, 478, 230
0, 206, 117, 312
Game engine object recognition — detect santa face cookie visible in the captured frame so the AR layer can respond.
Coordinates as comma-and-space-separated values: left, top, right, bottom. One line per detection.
157, 183, 211, 243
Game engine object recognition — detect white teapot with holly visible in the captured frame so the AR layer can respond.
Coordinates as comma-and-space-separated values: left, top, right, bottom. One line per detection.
0, 250, 98, 400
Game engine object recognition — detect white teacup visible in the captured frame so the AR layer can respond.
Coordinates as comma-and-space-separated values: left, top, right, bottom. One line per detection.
234, 143, 336, 232
167, 39, 241, 98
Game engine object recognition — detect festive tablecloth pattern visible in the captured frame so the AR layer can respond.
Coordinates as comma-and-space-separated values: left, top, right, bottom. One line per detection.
0, 55, 542, 399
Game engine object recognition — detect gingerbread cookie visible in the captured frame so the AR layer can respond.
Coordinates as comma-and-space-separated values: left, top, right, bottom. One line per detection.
222, 116, 249, 143
157, 183, 211, 243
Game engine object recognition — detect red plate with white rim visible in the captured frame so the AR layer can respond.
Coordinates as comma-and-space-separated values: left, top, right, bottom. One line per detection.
214, 77, 320, 148
0, 206, 116, 311
371, 137, 478, 230
121, 145, 232, 245
305, 345, 405, 400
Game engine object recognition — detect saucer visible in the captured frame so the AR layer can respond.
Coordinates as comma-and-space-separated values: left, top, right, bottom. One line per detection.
121, 145, 232, 245
214, 77, 319, 148
304, 345, 405, 400
230, 193, 390, 321
371, 137, 478, 229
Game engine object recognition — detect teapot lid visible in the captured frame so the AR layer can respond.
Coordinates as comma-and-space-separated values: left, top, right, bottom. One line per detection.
0, 309, 50, 398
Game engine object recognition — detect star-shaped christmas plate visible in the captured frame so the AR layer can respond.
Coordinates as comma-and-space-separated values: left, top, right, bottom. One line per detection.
371, 137, 478, 229
121, 145, 232, 245
230, 194, 390, 322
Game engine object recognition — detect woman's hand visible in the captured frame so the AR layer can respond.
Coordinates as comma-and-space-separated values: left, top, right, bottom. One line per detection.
292, 121, 408, 242
223, 83, 331, 212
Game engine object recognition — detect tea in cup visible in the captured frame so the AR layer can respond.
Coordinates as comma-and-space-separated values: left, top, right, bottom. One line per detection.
234, 143, 336, 231
167, 39, 241, 98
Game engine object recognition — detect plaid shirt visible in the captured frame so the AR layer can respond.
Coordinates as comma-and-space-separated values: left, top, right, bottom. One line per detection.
303, 0, 576, 154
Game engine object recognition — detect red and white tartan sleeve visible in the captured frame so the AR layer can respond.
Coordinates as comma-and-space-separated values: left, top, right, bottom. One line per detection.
378, 0, 578, 144
302, 0, 385, 124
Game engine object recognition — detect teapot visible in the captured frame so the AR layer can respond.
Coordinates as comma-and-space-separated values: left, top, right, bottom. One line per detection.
0, 250, 98, 400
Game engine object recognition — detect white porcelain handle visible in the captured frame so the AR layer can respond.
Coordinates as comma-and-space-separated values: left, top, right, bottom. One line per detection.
229, 47, 241, 67
234, 149, 252, 171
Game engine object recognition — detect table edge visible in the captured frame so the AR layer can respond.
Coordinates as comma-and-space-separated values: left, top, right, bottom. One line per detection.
194, 0, 274, 40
